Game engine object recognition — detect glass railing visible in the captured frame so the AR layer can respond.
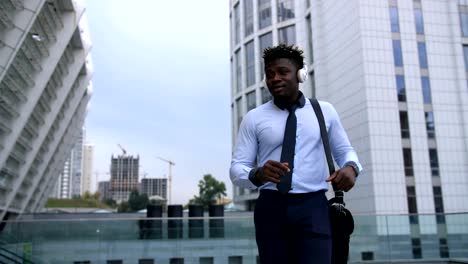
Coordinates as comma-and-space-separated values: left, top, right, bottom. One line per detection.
0, 212, 467, 264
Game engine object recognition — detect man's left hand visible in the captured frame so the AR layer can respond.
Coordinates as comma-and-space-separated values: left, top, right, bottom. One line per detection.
325, 166, 356, 192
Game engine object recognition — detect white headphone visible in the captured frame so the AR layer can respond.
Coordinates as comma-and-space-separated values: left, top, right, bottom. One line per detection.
297, 63, 308, 83
263, 62, 309, 85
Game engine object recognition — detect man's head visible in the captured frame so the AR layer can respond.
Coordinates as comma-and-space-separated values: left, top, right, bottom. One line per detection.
263, 44, 306, 102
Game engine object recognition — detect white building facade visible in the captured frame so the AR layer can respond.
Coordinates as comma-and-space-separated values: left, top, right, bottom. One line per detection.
230, 0, 468, 218
0, 0, 92, 220
53, 127, 84, 198
81, 143, 93, 195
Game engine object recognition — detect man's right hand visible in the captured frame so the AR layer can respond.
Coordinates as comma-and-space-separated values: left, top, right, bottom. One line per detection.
256, 160, 290, 184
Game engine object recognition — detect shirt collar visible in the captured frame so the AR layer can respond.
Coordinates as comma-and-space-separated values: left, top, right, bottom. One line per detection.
273, 91, 306, 110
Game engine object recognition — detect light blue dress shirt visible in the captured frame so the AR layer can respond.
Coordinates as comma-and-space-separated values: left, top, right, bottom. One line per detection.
230, 98, 362, 193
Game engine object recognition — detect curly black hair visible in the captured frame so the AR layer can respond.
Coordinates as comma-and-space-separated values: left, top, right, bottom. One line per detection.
262, 43, 304, 69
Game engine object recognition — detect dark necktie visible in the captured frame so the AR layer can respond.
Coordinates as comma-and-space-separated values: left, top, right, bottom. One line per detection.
277, 104, 297, 194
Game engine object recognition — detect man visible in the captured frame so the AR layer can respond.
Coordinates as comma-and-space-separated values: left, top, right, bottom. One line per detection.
230, 44, 362, 264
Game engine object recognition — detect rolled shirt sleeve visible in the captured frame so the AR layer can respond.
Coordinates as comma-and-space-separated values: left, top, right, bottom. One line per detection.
230, 111, 261, 189
324, 102, 363, 174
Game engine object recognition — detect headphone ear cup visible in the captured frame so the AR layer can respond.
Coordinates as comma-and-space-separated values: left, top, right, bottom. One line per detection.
297, 63, 309, 83
297, 68, 307, 83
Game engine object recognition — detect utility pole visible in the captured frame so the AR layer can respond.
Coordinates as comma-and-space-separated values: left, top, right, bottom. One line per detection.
156, 156, 175, 205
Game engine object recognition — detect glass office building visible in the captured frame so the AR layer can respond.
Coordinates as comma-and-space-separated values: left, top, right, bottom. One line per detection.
230, 0, 468, 259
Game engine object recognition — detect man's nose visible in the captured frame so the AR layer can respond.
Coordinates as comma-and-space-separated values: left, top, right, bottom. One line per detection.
271, 73, 281, 81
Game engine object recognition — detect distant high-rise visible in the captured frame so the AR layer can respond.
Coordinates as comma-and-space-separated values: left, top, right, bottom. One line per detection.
98, 181, 111, 201
0, 0, 92, 219
110, 155, 139, 203
81, 144, 94, 195
54, 128, 84, 198
141, 178, 167, 200
230, 0, 468, 217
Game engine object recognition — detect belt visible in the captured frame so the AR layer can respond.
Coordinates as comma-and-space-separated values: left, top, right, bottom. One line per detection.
260, 189, 326, 199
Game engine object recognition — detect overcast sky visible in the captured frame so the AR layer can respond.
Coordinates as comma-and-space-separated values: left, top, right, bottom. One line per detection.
84, 0, 233, 205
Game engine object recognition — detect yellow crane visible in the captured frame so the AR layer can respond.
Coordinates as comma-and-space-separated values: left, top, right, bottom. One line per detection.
156, 156, 175, 205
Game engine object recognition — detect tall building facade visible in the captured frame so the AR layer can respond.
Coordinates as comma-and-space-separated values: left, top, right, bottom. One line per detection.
0, 0, 92, 219
81, 143, 93, 195
140, 178, 167, 200
230, 0, 468, 218
98, 180, 111, 201
110, 155, 139, 203
54, 127, 84, 198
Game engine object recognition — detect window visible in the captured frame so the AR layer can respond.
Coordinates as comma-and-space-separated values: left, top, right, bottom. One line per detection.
228, 256, 243, 264
417, 42, 428, 69
425, 112, 435, 138
200, 257, 214, 264
258, 0, 272, 29
414, 8, 425, 34
421, 76, 432, 104
439, 238, 450, 258
306, 14, 314, 64
396, 75, 406, 101
234, 4, 240, 44
277, 0, 295, 22
278, 25, 296, 45
259, 32, 272, 78
407, 186, 418, 214
170, 258, 184, 264
389, 6, 400, 33
139, 259, 154, 264
236, 98, 243, 129
235, 50, 242, 92
433, 186, 445, 224
107, 261, 123, 264
310, 71, 316, 97
399, 111, 410, 138
429, 149, 439, 177
261, 87, 272, 103
392, 40, 403, 67
245, 41, 255, 86
412, 238, 422, 259
244, 0, 254, 37
403, 148, 413, 176
246, 91, 256, 111
463, 45, 468, 71
459, 9, 468, 37
407, 185, 419, 225
74, 262, 91, 264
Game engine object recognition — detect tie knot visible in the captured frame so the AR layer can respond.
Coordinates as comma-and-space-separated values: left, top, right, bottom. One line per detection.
287, 104, 297, 113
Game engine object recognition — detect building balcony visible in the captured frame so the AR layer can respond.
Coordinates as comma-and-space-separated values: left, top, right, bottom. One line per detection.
0, 212, 467, 264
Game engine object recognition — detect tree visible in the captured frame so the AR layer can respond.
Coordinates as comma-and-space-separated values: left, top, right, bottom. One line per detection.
103, 198, 117, 208
190, 174, 226, 208
83, 191, 92, 200
128, 190, 149, 212
117, 201, 130, 212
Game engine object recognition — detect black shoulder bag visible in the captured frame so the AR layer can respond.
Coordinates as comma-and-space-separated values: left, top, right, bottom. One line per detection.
310, 98, 354, 264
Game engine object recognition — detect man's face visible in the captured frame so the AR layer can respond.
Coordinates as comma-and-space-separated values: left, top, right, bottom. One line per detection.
265, 58, 299, 100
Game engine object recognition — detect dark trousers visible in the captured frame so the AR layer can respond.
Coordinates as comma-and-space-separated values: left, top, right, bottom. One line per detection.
254, 189, 332, 264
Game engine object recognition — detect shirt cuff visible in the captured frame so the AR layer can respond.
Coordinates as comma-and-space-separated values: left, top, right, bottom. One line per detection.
344, 161, 360, 177
248, 168, 263, 187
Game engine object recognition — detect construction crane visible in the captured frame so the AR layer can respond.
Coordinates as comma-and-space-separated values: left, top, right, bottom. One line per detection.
117, 144, 127, 156
156, 156, 175, 205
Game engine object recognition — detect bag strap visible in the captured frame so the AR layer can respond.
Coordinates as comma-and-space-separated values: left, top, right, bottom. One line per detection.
309, 98, 344, 204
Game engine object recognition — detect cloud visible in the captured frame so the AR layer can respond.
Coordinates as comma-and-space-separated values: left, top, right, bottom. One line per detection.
85, 0, 234, 205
